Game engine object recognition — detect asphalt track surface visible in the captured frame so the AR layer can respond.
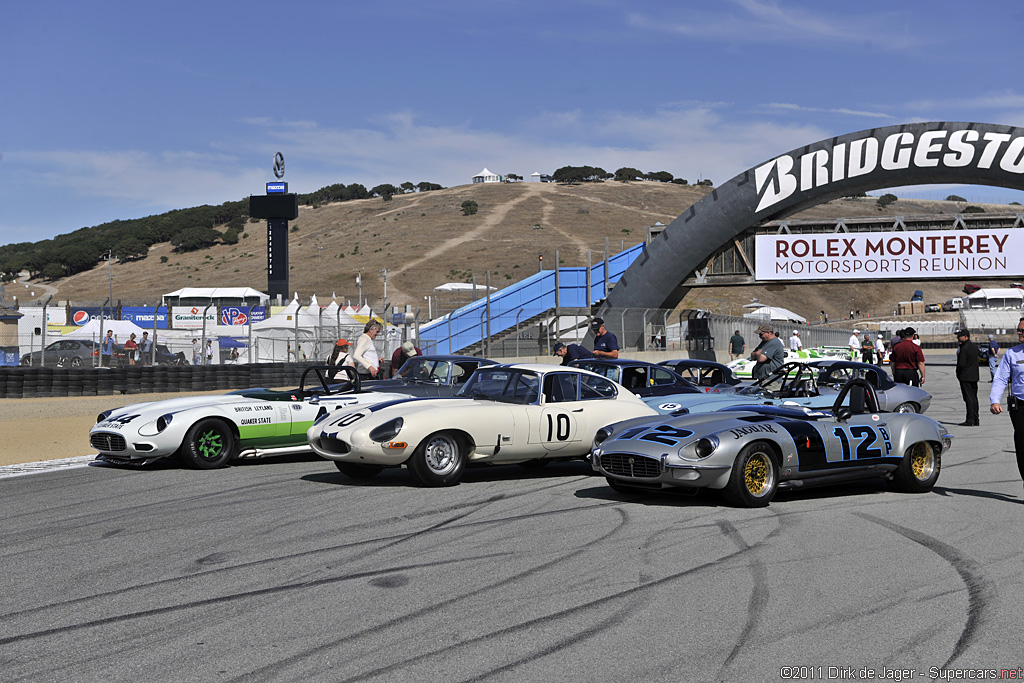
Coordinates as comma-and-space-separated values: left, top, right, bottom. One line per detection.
3, 354, 1024, 682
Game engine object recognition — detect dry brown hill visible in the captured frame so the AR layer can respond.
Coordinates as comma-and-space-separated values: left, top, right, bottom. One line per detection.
33, 182, 1023, 323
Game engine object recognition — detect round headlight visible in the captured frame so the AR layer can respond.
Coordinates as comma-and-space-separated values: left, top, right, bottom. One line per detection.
156, 414, 173, 432
594, 426, 614, 446
97, 410, 113, 424
694, 435, 719, 459
369, 417, 404, 442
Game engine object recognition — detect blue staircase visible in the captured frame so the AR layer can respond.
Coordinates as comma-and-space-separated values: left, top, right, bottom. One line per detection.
420, 243, 644, 354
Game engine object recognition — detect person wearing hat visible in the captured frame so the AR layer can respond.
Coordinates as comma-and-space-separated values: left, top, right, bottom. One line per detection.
390, 340, 422, 377
590, 318, 619, 359
990, 317, 1024, 486
986, 334, 1000, 381
750, 323, 785, 380
327, 338, 353, 380
191, 338, 201, 366
874, 332, 886, 366
552, 342, 593, 366
955, 329, 980, 426
847, 329, 861, 361
890, 327, 925, 386
788, 329, 802, 352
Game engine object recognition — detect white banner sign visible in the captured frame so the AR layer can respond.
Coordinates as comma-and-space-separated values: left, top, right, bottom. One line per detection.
755, 229, 1019, 281
171, 306, 218, 329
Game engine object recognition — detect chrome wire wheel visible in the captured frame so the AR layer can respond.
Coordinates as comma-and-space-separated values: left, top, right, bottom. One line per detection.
423, 433, 460, 476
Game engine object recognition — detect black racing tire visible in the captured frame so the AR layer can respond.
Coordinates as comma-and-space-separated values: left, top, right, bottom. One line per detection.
889, 441, 940, 493
181, 418, 236, 469
893, 402, 918, 414
722, 440, 779, 508
605, 476, 640, 494
407, 431, 466, 487
334, 462, 384, 479
517, 458, 551, 469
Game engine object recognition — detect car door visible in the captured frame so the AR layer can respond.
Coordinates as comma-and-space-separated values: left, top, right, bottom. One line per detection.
534, 372, 583, 453
821, 415, 894, 472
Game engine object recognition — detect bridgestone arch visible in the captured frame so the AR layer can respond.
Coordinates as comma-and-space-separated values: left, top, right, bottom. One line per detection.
601, 121, 1024, 318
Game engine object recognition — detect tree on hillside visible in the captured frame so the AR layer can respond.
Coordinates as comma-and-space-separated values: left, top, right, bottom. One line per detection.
461, 200, 479, 216
946, 194, 966, 202
645, 171, 674, 183
614, 167, 643, 182
370, 184, 398, 201
400, 182, 416, 194
114, 236, 149, 262
417, 182, 443, 192
671, 178, 689, 185
506, 173, 523, 182
553, 166, 610, 183
172, 226, 221, 252
877, 193, 898, 209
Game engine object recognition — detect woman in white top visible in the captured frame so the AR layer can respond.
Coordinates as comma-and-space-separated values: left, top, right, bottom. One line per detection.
353, 321, 383, 378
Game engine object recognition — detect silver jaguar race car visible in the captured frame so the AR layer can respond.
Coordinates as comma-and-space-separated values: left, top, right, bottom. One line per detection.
89, 366, 411, 469
592, 379, 952, 507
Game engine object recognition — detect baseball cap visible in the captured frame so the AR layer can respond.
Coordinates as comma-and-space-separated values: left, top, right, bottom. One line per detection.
552, 342, 566, 355
793, 330, 798, 335
402, 341, 418, 356
988, 334, 994, 340
755, 323, 774, 334
589, 318, 604, 331
955, 329, 969, 337
903, 327, 916, 336
853, 329, 860, 334
336, 338, 350, 347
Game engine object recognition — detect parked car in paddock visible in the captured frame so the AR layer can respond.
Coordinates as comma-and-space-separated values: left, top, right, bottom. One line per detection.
362, 354, 497, 396
809, 360, 931, 413
89, 367, 414, 469
309, 363, 659, 486
20, 339, 102, 367
566, 358, 702, 397
726, 346, 851, 377
592, 378, 952, 507
656, 358, 743, 391
643, 360, 931, 416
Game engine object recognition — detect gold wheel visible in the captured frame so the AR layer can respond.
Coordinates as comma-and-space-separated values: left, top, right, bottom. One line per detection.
908, 442, 936, 482
744, 451, 773, 496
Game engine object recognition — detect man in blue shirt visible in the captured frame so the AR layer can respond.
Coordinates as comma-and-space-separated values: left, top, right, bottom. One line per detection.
101, 329, 116, 367
590, 318, 619, 359
987, 335, 1000, 380
990, 318, 1024, 485
552, 342, 593, 366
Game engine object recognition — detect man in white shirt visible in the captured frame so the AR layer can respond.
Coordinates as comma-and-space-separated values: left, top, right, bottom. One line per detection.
874, 333, 886, 366
788, 330, 802, 352
848, 329, 860, 361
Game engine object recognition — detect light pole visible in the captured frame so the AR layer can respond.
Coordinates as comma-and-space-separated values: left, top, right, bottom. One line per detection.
103, 249, 114, 318
317, 246, 323, 269
379, 268, 389, 305
356, 271, 363, 307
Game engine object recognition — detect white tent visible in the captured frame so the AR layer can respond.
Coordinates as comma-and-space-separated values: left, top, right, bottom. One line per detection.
966, 288, 1024, 309
162, 287, 269, 304
742, 305, 808, 324
472, 168, 500, 183
65, 318, 147, 342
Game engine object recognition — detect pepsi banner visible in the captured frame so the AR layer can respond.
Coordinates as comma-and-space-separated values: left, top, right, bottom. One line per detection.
70, 308, 105, 326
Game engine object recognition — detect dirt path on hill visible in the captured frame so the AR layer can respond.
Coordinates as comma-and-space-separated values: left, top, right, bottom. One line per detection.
385, 184, 543, 303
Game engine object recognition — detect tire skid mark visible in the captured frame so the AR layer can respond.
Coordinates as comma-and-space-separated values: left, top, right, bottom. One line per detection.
328, 514, 787, 683
718, 520, 770, 671
222, 507, 635, 683
0, 499, 628, 623
855, 512, 995, 667
0, 552, 513, 647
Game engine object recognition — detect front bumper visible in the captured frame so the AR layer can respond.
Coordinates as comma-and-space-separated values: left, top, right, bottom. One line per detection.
593, 450, 731, 490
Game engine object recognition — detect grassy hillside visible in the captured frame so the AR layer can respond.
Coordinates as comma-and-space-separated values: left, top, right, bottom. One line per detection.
28, 181, 1023, 323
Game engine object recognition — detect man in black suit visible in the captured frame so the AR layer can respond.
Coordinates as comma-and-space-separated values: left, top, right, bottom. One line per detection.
956, 328, 980, 426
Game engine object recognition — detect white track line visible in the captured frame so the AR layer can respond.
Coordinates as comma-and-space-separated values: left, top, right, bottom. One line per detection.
0, 455, 96, 480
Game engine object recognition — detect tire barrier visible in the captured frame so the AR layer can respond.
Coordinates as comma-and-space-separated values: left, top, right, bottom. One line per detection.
0, 363, 319, 399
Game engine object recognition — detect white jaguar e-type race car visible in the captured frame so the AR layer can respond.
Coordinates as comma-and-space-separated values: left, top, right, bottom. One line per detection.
308, 363, 659, 486
89, 367, 410, 469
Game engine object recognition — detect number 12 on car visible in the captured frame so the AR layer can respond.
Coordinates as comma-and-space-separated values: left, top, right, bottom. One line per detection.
831, 426, 892, 462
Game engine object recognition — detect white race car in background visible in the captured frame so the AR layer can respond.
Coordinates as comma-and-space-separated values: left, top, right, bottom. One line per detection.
309, 363, 658, 486
727, 346, 851, 378
90, 367, 411, 469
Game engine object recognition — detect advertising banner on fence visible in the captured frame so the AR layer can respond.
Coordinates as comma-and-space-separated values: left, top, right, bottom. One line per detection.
220, 306, 267, 325
121, 307, 169, 329
755, 229, 1019, 281
171, 306, 219, 329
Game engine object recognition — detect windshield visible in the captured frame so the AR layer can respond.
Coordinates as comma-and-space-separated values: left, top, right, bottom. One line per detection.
457, 368, 541, 404
396, 358, 451, 383
570, 361, 619, 382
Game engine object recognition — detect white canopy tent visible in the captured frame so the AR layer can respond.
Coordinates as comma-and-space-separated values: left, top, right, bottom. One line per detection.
742, 304, 808, 324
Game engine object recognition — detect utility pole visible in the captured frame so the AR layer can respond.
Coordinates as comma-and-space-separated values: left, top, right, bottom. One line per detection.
103, 249, 114, 318
355, 270, 363, 307
379, 268, 390, 305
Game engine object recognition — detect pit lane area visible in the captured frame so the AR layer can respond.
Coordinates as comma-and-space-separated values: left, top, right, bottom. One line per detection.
2, 355, 1024, 681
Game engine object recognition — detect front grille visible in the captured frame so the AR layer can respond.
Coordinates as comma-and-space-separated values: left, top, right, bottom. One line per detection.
600, 453, 662, 478
91, 432, 127, 453
319, 436, 351, 455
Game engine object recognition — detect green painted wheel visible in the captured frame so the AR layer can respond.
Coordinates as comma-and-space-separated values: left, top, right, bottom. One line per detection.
182, 419, 235, 469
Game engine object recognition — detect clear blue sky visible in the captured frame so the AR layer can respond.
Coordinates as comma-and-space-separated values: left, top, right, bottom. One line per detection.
3, 0, 1024, 247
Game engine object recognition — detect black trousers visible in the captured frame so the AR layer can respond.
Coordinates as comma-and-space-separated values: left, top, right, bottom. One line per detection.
893, 368, 920, 386
959, 380, 978, 424
1009, 399, 1024, 482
